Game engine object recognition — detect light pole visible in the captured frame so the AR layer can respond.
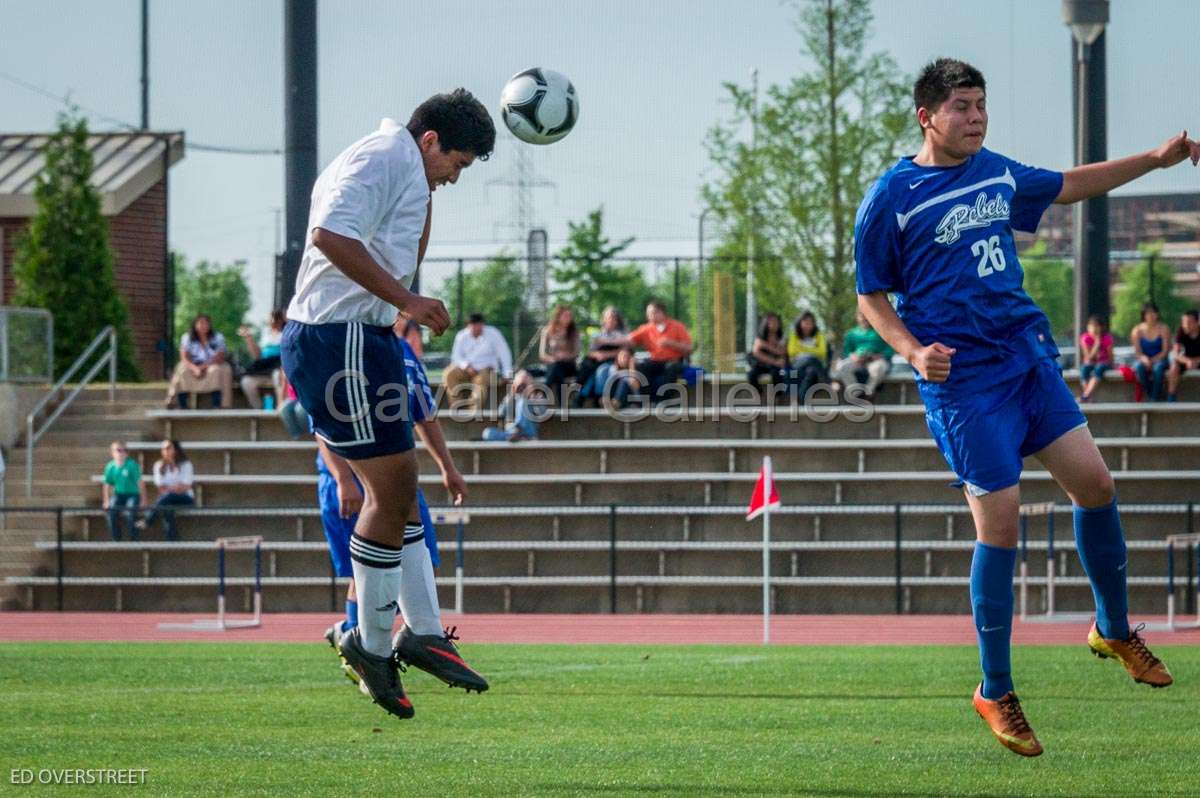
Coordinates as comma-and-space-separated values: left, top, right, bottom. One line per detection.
745, 68, 759, 355
1063, 0, 1110, 360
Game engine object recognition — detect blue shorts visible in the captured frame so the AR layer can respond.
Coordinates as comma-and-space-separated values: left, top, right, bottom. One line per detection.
925, 358, 1087, 495
281, 320, 414, 460
318, 475, 440, 575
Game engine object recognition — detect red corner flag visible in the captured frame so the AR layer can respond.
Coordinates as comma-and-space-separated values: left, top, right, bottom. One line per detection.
746, 456, 780, 520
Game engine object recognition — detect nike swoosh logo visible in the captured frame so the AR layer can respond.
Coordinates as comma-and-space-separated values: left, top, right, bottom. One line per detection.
909, 179, 928, 189
1118, 561, 1127, 571
996, 730, 1039, 751
980, 625, 1005, 633
375, 600, 399, 612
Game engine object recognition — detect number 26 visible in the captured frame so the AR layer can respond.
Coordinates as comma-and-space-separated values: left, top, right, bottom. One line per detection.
972, 235, 1006, 277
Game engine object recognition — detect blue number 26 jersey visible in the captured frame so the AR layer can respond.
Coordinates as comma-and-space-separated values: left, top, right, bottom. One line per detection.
854, 148, 1064, 405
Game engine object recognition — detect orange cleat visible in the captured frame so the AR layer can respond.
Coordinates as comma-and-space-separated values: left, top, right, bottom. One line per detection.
1088, 622, 1173, 688
973, 683, 1044, 757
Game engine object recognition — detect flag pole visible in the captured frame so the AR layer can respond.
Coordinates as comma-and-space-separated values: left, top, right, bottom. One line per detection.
762, 455, 772, 644
762, 500, 771, 644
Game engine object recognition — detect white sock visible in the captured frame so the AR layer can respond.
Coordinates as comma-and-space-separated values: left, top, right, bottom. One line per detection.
400, 524, 443, 636
349, 533, 402, 657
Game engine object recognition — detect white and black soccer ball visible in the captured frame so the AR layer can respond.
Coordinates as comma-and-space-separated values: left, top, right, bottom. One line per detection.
500, 68, 578, 145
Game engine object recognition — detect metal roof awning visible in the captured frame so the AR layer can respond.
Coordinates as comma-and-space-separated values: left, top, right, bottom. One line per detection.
0, 130, 185, 218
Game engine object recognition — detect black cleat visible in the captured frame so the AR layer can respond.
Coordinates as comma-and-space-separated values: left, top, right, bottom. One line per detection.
393, 625, 489, 693
324, 622, 360, 685
338, 627, 414, 719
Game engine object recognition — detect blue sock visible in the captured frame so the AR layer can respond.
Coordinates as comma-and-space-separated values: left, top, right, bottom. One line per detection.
342, 599, 358, 633
1073, 500, 1130, 640
971, 542, 1016, 700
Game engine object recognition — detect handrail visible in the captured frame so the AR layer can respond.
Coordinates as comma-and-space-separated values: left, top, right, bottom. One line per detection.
25, 326, 117, 497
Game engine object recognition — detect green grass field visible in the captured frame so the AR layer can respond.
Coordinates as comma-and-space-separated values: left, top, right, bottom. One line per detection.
1, 642, 1197, 797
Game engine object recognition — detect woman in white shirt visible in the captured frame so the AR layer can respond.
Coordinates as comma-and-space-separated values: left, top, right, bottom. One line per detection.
140, 439, 195, 541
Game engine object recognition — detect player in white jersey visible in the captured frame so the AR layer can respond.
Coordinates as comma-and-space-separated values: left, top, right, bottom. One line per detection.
281, 89, 494, 719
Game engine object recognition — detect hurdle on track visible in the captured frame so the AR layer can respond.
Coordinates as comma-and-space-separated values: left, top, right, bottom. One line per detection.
1166, 532, 1200, 631
431, 510, 470, 614
158, 536, 263, 631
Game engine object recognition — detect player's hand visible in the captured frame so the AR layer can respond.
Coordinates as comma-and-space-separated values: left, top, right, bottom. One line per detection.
400, 294, 450, 336
1152, 131, 1200, 169
442, 468, 468, 506
911, 342, 956, 383
336, 478, 363, 519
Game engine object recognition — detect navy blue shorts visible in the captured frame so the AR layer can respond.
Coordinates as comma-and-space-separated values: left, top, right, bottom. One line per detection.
925, 358, 1088, 496
318, 475, 440, 575
281, 320, 414, 460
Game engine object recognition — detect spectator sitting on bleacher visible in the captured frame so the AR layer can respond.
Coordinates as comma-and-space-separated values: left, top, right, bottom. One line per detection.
1167, 309, 1200, 402
539, 304, 581, 402
399, 317, 424, 357
445, 313, 513, 413
575, 306, 629, 408
1131, 302, 1172, 402
747, 313, 788, 388
603, 347, 642, 411
629, 300, 692, 401
832, 310, 894, 401
167, 315, 233, 409
237, 310, 286, 409
787, 312, 830, 401
138, 439, 195, 541
1078, 315, 1114, 403
482, 370, 541, 442
102, 440, 146, 541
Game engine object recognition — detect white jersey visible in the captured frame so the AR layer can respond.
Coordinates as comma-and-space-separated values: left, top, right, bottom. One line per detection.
287, 118, 430, 326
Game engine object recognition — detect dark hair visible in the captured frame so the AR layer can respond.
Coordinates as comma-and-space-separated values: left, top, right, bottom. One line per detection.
1141, 302, 1161, 322
646, 299, 667, 314
794, 311, 820, 338
407, 89, 495, 160
913, 58, 986, 114
269, 309, 286, 330
1185, 309, 1199, 322
548, 304, 578, 342
756, 313, 782, 341
161, 439, 188, 471
601, 305, 627, 332
189, 314, 212, 343
1086, 314, 1107, 332
468, 312, 485, 324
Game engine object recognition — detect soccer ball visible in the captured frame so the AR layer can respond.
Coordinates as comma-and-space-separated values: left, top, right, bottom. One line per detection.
500, 68, 578, 145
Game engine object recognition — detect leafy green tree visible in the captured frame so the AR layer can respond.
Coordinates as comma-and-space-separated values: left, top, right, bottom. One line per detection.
437, 253, 529, 351
11, 112, 140, 379
1111, 243, 1191, 338
551, 208, 647, 325
172, 254, 253, 360
1020, 241, 1073, 339
704, 0, 915, 343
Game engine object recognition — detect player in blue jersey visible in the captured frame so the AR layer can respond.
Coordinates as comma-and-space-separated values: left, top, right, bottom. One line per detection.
854, 59, 1198, 757
318, 330, 487, 694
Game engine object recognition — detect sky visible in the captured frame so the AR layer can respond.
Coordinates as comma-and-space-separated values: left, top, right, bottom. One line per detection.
2, 0, 1199, 321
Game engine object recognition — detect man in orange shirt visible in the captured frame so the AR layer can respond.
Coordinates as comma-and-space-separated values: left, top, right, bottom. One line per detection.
628, 300, 693, 400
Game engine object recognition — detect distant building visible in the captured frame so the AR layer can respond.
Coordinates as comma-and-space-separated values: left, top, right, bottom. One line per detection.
1018, 192, 1200, 302
0, 131, 185, 379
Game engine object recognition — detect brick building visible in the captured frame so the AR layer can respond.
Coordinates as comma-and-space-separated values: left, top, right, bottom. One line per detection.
0, 131, 185, 379
1018, 192, 1200, 302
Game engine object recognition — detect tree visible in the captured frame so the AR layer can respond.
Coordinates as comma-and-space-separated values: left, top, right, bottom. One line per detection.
1111, 243, 1191, 338
1020, 241, 1073, 339
11, 112, 140, 380
172, 254, 253, 360
551, 208, 647, 325
437, 253, 529, 351
704, 0, 915, 344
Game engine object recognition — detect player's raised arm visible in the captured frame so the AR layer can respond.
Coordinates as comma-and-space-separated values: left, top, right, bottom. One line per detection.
310, 228, 449, 335
1055, 131, 1200, 205
857, 292, 955, 383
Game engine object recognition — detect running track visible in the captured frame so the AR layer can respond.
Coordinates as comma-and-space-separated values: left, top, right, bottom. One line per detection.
2, 613, 1199, 645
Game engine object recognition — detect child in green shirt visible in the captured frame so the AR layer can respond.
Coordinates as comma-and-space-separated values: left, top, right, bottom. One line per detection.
103, 440, 145, 541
